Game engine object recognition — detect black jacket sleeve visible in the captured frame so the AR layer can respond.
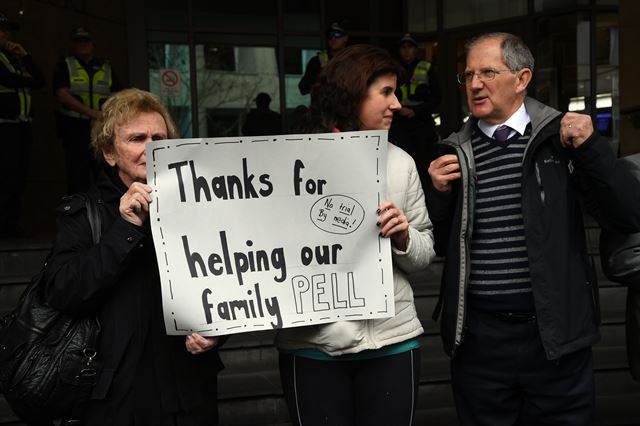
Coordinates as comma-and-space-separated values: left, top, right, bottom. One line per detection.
43, 197, 147, 315
425, 180, 459, 257
0, 53, 45, 89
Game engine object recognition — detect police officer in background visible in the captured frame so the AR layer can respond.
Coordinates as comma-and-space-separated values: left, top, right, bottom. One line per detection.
298, 22, 349, 96
54, 27, 121, 194
0, 12, 44, 238
389, 33, 441, 190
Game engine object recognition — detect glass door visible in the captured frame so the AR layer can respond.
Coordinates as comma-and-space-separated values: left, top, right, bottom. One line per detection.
148, 43, 194, 137
194, 44, 281, 137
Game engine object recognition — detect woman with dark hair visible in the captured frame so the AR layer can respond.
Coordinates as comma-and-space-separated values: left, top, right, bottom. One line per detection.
44, 88, 223, 425
276, 45, 435, 426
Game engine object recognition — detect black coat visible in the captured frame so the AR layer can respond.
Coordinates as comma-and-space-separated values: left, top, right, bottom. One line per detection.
44, 167, 223, 425
427, 98, 640, 360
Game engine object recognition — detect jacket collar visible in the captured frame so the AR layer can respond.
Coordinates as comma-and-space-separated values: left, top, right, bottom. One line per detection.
94, 165, 129, 204
443, 97, 561, 148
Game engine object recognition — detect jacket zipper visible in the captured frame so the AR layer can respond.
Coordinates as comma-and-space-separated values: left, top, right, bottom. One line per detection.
445, 142, 473, 352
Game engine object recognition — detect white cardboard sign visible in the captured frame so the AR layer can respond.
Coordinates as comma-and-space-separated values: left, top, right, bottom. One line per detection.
147, 131, 394, 336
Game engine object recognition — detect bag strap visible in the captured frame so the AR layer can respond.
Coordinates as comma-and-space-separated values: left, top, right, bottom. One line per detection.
83, 196, 102, 245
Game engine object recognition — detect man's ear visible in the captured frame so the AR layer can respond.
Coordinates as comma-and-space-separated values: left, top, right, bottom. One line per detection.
516, 68, 532, 95
103, 149, 116, 167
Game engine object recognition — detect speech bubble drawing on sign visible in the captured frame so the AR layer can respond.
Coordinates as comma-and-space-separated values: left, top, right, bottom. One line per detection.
310, 195, 365, 235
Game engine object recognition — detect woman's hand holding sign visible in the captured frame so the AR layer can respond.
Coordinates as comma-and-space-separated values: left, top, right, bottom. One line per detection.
377, 201, 409, 252
119, 182, 153, 226
185, 333, 220, 355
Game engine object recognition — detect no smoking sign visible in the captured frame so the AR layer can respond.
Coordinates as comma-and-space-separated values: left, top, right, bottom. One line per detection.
160, 69, 181, 96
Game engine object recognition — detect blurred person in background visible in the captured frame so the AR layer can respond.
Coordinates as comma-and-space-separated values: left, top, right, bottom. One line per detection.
242, 92, 282, 136
54, 27, 121, 194
390, 33, 440, 191
298, 22, 349, 96
0, 12, 44, 238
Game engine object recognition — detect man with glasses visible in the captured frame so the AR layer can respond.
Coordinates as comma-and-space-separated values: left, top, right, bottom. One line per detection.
427, 32, 640, 425
298, 22, 348, 95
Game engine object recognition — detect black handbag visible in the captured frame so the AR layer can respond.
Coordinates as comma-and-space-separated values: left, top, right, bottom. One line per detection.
600, 230, 640, 286
600, 153, 640, 287
0, 195, 102, 424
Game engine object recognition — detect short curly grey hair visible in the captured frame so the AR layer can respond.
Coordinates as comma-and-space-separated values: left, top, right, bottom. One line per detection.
91, 88, 178, 157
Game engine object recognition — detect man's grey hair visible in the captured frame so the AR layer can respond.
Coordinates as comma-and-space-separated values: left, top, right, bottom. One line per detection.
465, 32, 535, 72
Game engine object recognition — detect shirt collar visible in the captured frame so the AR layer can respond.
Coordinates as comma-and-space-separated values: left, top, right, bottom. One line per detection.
477, 102, 531, 138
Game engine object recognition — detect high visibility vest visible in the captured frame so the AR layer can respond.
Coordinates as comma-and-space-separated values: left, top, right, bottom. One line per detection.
59, 56, 112, 118
318, 50, 329, 67
0, 51, 32, 121
399, 60, 431, 107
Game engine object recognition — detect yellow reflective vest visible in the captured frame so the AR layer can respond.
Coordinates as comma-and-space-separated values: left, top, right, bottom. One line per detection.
0, 51, 32, 121
318, 50, 329, 67
399, 60, 431, 107
58, 56, 112, 118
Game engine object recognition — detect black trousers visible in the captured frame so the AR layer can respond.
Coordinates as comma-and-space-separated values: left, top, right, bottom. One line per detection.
58, 116, 96, 194
0, 121, 32, 237
81, 341, 219, 426
451, 309, 595, 426
279, 349, 420, 426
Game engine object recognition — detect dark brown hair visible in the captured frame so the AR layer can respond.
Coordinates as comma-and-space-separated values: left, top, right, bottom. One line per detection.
299, 44, 403, 133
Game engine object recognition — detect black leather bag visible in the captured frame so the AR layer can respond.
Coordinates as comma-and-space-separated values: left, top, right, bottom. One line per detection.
600, 153, 640, 287
600, 230, 640, 286
0, 195, 102, 423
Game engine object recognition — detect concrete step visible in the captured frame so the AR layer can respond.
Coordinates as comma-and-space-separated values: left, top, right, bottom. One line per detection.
219, 396, 290, 426
216, 322, 634, 401
595, 371, 640, 425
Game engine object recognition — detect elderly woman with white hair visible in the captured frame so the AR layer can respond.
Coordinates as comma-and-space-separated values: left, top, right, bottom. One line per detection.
44, 88, 223, 425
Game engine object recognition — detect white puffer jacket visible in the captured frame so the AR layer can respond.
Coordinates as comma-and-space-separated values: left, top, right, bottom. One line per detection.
275, 143, 436, 356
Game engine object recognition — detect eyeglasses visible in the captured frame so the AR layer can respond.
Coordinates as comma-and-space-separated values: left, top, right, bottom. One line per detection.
456, 69, 513, 85
329, 31, 345, 40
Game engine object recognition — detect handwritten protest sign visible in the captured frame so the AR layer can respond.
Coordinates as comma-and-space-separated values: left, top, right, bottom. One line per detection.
147, 131, 394, 336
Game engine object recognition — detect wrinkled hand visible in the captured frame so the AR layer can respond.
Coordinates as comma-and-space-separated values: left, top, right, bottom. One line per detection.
428, 154, 461, 192
119, 182, 152, 226
185, 333, 219, 355
560, 112, 594, 149
6, 41, 27, 57
377, 201, 409, 251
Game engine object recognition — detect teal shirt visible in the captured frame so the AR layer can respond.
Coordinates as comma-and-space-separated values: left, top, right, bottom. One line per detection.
282, 338, 420, 361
